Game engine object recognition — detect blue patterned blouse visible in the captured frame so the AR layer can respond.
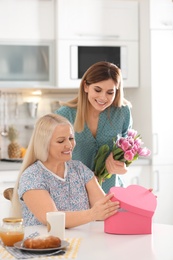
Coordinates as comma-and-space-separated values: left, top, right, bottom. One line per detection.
18, 160, 94, 226
56, 105, 132, 193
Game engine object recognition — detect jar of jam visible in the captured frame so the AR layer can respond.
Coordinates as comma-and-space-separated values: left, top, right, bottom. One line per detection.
0, 218, 24, 246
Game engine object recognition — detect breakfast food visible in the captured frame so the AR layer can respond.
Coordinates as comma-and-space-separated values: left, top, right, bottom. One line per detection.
23, 235, 61, 249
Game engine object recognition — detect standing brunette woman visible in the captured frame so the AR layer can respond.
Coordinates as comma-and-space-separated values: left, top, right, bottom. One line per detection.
55, 61, 133, 193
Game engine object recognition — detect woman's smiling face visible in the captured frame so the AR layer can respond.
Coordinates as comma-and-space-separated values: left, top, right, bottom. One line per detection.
84, 79, 117, 112
48, 124, 76, 162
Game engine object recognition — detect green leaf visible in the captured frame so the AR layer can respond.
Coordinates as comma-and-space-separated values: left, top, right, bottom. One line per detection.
103, 173, 112, 179
112, 148, 124, 160
114, 153, 124, 160
94, 144, 110, 177
112, 146, 123, 154
94, 144, 109, 161
125, 161, 132, 167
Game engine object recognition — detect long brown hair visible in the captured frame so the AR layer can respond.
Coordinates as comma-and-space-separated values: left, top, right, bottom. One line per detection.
59, 61, 131, 132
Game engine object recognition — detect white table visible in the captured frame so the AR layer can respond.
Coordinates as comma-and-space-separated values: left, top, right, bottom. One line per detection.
24, 221, 173, 260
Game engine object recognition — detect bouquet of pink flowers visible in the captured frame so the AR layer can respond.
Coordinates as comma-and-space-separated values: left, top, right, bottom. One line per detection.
94, 129, 151, 185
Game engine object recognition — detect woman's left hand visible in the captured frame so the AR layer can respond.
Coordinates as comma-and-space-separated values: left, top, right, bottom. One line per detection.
105, 152, 127, 175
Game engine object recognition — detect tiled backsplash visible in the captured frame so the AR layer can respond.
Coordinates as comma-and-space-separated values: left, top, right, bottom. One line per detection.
0, 91, 76, 159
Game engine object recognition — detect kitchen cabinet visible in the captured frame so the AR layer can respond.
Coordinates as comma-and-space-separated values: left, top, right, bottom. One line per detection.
149, 25, 173, 225
152, 165, 173, 225
122, 164, 173, 225
151, 30, 173, 165
122, 164, 151, 189
0, 0, 55, 89
0, 42, 55, 88
0, 170, 18, 224
56, 0, 138, 41
150, 0, 173, 30
55, 0, 139, 89
0, 0, 55, 41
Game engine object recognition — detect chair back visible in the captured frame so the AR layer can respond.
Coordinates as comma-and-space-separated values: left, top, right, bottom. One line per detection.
3, 187, 14, 201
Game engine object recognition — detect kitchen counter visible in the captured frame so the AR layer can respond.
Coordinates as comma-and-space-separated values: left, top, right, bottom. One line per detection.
0, 160, 22, 171
131, 158, 151, 166
26, 222, 173, 260
0, 158, 151, 172
1, 221, 173, 260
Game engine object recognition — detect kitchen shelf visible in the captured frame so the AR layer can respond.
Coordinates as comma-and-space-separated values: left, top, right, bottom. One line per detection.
0, 87, 79, 95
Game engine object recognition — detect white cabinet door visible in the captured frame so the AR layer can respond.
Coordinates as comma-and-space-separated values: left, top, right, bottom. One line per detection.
56, 0, 138, 41
0, 1, 55, 40
151, 30, 173, 164
150, 0, 173, 30
122, 165, 151, 189
0, 171, 18, 224
152, 165, 173, 225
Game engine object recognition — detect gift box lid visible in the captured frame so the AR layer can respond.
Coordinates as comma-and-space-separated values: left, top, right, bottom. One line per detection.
109, 185, 157, 218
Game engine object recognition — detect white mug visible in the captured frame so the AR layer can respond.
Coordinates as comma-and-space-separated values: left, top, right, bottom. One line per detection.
46, 212, 65, 240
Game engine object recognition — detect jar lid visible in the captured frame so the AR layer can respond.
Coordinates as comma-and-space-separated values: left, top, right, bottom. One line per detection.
3, 218, 23, 223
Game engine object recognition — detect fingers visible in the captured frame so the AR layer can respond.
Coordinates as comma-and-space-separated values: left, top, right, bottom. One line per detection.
104, 193, 120, 212
107, 153, 124, 166
106, 161, 127, 175
105, 153, 127, 175
105, 200, 119, 211
104, 200, 120, 219
114, 159, 125, 167
105, 193, 114, 201
91, 194, 120, 221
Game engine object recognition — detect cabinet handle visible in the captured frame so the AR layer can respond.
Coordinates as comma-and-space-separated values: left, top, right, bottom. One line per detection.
132, 176, 139, 185
161, 21, 173, 29
75, 33, 120, 39
153, 133, 158, 155
153, 170, 159, 192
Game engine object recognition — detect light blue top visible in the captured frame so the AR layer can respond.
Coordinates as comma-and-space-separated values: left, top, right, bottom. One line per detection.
56, 105, 132, 193
18, 160, 94, 226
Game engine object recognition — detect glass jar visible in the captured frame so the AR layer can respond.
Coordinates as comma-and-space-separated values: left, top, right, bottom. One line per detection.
0, 218, 24, 246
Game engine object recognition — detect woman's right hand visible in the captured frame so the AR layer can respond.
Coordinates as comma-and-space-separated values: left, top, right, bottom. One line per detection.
90, 193, 120, 221
106, 152, 127, 175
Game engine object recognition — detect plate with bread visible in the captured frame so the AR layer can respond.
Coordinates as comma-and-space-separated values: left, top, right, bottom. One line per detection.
14, 235, 69, 252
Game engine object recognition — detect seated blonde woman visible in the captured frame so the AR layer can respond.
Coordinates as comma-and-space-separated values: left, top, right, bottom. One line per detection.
11, 114, 119, 228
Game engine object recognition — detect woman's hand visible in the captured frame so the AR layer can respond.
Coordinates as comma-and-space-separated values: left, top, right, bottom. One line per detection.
105, 152, 127, 175
90, 193, 120, 221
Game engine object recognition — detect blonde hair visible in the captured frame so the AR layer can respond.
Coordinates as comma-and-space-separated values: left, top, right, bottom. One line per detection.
59, 61, 131, 132
10, 114, 74, 217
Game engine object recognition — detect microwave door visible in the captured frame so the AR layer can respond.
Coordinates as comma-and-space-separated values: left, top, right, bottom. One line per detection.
70, 45, 127, 80
70, 45, 78, 79
121, 46, 128, 79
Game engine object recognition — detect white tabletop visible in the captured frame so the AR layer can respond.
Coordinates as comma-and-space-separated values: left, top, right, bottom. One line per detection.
25, 221, 173, 260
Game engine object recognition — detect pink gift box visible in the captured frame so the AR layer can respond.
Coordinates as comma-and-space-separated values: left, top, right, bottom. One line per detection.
104, 185, 157, 235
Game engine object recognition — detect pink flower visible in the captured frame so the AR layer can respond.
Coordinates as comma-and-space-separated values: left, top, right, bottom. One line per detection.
134, 138, 143, 147
138, 147, 151, 156
127, 129, 138, 138
113, 129, 151, 166
131, 147, 138, 154
94, 128, 151, 184
117, 138, 131, 151
124, 150, 135, 161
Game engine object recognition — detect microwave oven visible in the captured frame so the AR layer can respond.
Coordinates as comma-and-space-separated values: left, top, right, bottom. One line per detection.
56, 39, 139, 88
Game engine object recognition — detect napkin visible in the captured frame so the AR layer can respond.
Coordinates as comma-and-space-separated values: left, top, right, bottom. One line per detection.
0, 232, 82, 259
0, 246, 65, 259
